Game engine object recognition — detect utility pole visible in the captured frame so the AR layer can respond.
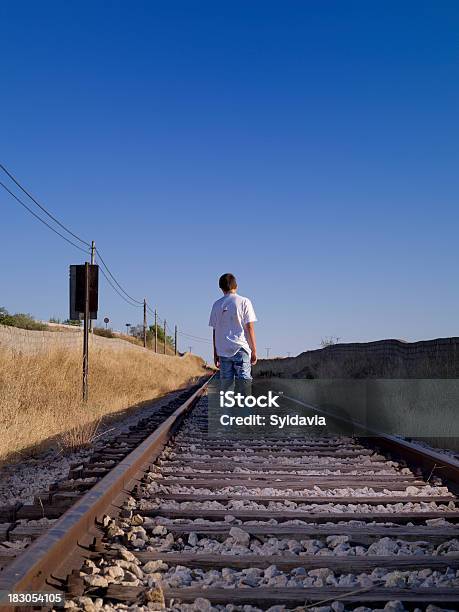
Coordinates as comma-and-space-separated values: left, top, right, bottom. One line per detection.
266, 347, 271, 359
82, 262, 90, 401
154, 309, 158, 353
143, 299, 147, 348
174, 325, 177, 356
188, 346, 192, 354
89, 241, 95, 333
163, 319, 167, 354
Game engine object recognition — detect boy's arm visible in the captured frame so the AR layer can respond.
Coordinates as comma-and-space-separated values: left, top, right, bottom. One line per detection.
244, 322, 257, 365
213, 329, 220, 368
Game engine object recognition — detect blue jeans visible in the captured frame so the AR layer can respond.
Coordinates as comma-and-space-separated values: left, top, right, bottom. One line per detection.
219, 349, 252, 414
219, 348, 252, 381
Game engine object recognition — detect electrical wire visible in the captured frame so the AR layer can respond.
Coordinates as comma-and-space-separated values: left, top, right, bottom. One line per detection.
0, 163, 91, 247
149, 310, 163, 325
0, 181, 90, 254
146, 305, 157, 317
1, 164, 211, 344
148, 307, 166, 326
179, 330, 211, 340
178, 330, 212, 343
95, 248, 144, 305
0, 164, 145, 311
99, 265, 144, 308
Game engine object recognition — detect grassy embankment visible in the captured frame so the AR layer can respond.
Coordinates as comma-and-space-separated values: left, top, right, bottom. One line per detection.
0, 345, 208, 463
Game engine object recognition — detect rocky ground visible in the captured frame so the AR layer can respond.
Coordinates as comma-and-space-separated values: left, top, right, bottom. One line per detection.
62, 398, 459, 612
0, 389, 184, 507
0, 389, 185, 560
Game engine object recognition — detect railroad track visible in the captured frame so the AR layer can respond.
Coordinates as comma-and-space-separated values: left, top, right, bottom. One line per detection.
1, 377, 459, 611
0, 382, 204, 575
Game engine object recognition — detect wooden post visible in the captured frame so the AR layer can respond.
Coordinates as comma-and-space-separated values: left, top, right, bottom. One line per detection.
154, 309, 158, 353
143, 299, 147, 348
82, 262, 90, 401
89, 241, 95, 334
163, 319, 167, 354
174, 325, 177, 355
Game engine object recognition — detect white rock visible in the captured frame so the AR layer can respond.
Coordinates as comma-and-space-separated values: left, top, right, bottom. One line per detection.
264, 565, 279, 579
84, 574, 108, 588
120, 549, 138, 563
326, 535, 350, 547
229, 527, 250, 545
384, 602, 405, 612
144, 559, 168, 573
105, 565, 124, 580
192, 598, 211, 611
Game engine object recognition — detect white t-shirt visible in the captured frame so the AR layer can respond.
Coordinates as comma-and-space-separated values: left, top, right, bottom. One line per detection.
209, 293, 257, 357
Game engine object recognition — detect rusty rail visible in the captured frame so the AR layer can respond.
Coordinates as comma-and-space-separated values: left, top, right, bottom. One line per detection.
0, 376, 212, 609
283, 394, 459, 486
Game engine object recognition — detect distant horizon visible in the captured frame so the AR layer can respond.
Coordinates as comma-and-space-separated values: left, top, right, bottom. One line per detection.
2, 306, 457, 361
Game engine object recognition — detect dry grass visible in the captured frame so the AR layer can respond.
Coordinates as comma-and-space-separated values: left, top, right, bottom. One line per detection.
59, 415, 103, 452
0, 346, 208, 462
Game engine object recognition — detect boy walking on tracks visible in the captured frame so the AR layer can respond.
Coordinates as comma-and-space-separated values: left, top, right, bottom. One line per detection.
209, 273, 258, 382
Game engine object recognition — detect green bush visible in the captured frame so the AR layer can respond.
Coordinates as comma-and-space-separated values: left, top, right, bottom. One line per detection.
93, 327, 115, 338
148, 324, 174, 347
0, 308, 48, 331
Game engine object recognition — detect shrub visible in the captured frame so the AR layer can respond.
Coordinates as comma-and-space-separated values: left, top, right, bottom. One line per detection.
0, 308, 48, 331
93, 327, 115, 338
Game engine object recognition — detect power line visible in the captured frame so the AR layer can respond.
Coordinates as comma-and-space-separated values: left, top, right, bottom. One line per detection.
99, 266, 143, 308
0, 181, 90, 254
0, 163, 91, 247
179, 330, 211, 340
1, 164, 211, 346
146, 305, 157, 318
0, 163, 145, 310
148, 307, 164, 326
95, 248, 144, 305
178, 330, 212, 343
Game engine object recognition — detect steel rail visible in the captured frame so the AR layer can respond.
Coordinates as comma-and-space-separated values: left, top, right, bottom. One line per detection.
0, 376, 213, 610
282, 394, 459, 485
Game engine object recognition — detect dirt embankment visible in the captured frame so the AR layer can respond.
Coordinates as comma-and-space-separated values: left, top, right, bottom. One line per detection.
0, 325, 209, 461
254, 338, 459, 379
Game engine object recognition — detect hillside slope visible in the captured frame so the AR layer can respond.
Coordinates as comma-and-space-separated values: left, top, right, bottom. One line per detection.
254, 337, 459, 379
0, 325, 209, 461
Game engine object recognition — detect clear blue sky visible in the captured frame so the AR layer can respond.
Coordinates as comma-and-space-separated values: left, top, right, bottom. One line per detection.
1, 1, 458, 361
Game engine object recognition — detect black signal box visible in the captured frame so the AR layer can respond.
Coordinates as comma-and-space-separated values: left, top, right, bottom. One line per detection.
69, 264, 99, 320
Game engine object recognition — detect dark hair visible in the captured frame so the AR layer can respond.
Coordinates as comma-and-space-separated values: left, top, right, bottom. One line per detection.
219, 273, 237, 292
